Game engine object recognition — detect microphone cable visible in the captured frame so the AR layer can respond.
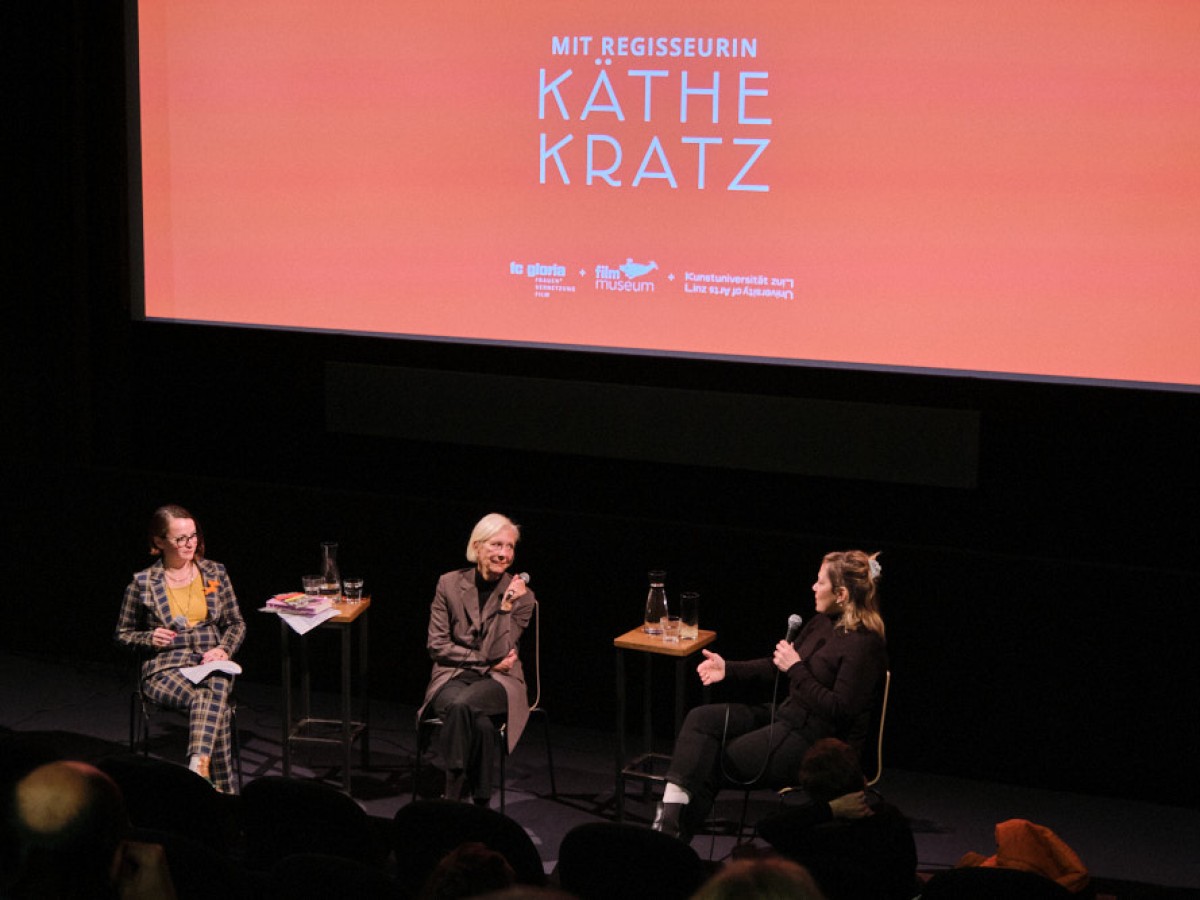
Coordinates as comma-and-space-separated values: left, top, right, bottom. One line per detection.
716, 648, 790, 789
716, 613, 802, 787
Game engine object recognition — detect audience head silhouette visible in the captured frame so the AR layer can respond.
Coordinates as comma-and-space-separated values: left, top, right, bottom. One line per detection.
420, 841, 517, 899
798, 738, 865, 804
691, 856, 827, 899
6, 761, 131, 899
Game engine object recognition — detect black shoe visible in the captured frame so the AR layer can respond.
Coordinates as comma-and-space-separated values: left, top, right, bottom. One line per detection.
652, 802, 691, 843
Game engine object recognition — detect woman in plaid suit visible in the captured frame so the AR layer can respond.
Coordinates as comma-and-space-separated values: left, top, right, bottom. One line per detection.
114, 504, 246, 792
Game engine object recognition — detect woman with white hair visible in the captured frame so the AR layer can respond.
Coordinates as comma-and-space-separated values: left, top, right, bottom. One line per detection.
417, 513, 535, 804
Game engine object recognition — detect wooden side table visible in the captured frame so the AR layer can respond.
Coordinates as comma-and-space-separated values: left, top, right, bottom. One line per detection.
613, 625, 717, 821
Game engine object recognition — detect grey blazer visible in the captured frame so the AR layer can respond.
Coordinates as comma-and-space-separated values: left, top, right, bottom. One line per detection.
418, 567, 535, 752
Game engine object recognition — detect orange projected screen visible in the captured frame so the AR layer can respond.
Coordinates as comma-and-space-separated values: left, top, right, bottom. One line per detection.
133, 1, 1200, 389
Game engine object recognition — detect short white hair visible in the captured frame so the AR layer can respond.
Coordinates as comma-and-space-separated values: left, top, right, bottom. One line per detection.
465, 513, 520, 562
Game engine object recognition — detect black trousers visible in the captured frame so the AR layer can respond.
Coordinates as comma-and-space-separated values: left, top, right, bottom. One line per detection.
665, 701, 814, 826
430, 671, 507, 800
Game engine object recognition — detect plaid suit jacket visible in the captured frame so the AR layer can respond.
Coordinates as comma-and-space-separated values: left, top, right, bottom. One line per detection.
115, 557, 247, 681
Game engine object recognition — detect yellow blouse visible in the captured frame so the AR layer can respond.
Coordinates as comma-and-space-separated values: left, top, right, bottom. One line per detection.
166, 570, 208, 626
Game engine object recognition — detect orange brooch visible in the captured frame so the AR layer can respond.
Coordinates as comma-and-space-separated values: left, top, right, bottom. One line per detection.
204, 580, 219, 596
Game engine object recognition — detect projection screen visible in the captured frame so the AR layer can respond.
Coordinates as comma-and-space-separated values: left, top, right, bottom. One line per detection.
130, 1, 1200, 391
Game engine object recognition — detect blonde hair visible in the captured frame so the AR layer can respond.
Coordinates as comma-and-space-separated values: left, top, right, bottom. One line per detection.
692, 857, 826, 900
465, 513, 520, 563
823, 550, 885, 640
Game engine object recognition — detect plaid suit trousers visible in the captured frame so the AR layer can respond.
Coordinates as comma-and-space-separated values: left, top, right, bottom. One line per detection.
142, 668, 236, 792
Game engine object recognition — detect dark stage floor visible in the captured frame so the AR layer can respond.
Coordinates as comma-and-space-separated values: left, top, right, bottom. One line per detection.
3, 651, 1197, 897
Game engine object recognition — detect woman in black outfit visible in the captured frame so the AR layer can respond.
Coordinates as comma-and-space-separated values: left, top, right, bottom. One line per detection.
654, 549, 887, 843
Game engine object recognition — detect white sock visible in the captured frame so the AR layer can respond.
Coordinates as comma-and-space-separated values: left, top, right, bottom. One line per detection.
188, 755, 203, 773
663, 783, 691, 805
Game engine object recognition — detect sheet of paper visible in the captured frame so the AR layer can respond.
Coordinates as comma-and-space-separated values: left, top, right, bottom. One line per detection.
278, 606, 341, 635
179, 659, 243, 684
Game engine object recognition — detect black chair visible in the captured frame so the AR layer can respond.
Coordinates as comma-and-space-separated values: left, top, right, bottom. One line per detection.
414, 599, 556, 812
391, 799, 546, 897
128, 826, 262, 900
127, 654, 245, 794
856, 667, 891, 789
920, 866, 1077, 899
777, 667, 892, 796
239, 775, 383, 870
722, 669, 893, 843
557, 821, 707, 900
267, 853, 403, 900
98, 754, 236, 854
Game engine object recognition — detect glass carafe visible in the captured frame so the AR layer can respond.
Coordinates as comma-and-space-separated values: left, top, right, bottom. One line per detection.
643, 569, 668, 634
320, 541, 343, 601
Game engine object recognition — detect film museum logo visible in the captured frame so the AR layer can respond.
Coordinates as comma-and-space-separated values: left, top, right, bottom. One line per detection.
594, 258, 658, 294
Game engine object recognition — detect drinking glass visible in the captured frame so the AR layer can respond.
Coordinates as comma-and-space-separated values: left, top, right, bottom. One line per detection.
301, 575, 322, 598
680, 592, 699, 640
342, 577, 364, 603
662, 615, 681, 643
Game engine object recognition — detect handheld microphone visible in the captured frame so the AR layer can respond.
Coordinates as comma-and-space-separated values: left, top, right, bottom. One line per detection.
503, 572, 530, 602
498, 573, 531, 648
785, 613, 804, 643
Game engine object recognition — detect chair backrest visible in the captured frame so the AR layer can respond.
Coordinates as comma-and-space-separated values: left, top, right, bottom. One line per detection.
391, 799, 546, 895
128, 826, 259, 900
556, 822, 706, 900
525, 599, 543, 711
239, 775, 380, 869
97, 754, 234, 853
775, 668, 892, 806
864, 669, 890, 786
269, 853, 401, 900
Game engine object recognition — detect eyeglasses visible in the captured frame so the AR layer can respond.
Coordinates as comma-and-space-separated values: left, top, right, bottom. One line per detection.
483, 540, 515, 552
168, 533, 199, 547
